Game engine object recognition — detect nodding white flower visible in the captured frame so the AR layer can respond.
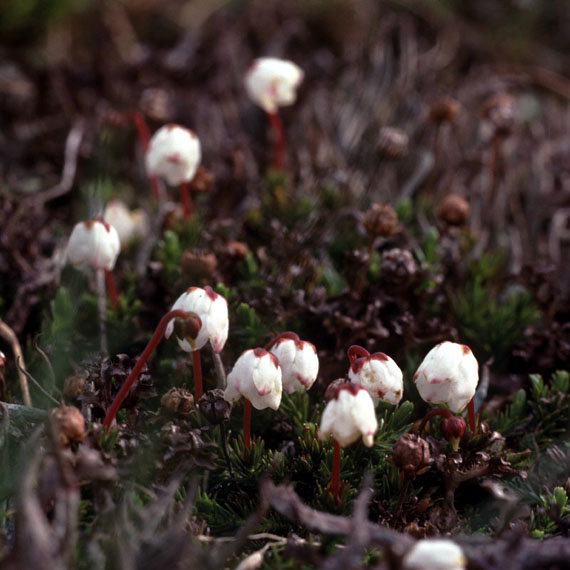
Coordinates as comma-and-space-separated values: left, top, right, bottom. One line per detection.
245, 57, 303, 114
413, 341, 479, 413
223, 348, 282, 410
269, 337, 319, 394
145, 124, 201, 186
165, 286, 228, 353
319, 384, 378, 447
403, 539, 466, 570
103, 200, 148, 248
67, 219, 120, 272
348, 352, 403, 405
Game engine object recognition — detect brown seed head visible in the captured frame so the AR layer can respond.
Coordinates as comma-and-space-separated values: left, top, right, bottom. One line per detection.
436, 194, 470, 227
363, 203, 398, 237
391, 433, 431, 475
481, 93, 516, 137
161, 387, 194, 418
189, 165, 215, 194
198, 389, 232, 424
63, 374, 86, 400
377, 126, 409, 159
180, 248, 218, 282
221, 241, 250, 261
428, 96, 461, 124
50, 405, 86, 446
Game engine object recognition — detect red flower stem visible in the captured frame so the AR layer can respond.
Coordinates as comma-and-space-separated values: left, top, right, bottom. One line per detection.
192, 349, 203, 401
467, 398, 477, 433
104, 269, 119, 313
180, 182, 192, 219
130, 111, 151, 152
150, 176, 160, 201
417, 407, 453, 436
331, 439, 341, 506
103, 309, 190, 430
264, 331, 300, 350
243, 399, 252, 450
347, 345, 370, 364
266, 111, 284, 169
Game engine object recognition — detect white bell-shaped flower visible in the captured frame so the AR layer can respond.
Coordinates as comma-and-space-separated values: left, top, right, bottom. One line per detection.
145, 124, 201, 186
319, 384, 378, 447
269, 337, 319, 394
244, 57, 303, 114
103, 200, 148, 249
403, 539, 466, 570
67, 219, 120, 272
223, 348, 282, 410
413, 341, 479, 413
165, 286, 228, 353
348, 351, 403, 405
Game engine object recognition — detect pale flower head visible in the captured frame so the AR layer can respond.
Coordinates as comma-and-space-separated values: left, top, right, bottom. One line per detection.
245, 57, 303, 114
145, 124, 201, 186
348, 352, 403, 405
164, 286, 229, 353
269, 336, 319, 394
67, 219, 120, 272
103, 200, 149, 249
319, 384, 378, 447
403, 539, 466, 570
223, 348, 282, 410
413, 341, 479, 413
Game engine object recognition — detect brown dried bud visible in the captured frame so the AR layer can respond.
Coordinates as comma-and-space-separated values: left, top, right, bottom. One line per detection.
324, 379, 346, 403
436, 194, 470, 227
161, 387, 194, 417
363, 203, 398, 237
63, 374, 86, 400
481, 93, 516, 137
439, 416, 466, 451
180, 249, 218, 282
221, 241, 250, 261
428, 96, 461, 124
50, 405, 86, 446
391, 433, 431, 475
189, 165, 215, 194
198, 389, 232, 424
380, 248, 417, 286
377, 126, 409, 159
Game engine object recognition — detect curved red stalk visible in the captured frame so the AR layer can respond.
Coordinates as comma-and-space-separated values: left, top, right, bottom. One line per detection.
192, 349, 202, 401
467, 398, 477, 432
103, 309, 190, 430
264, 331, 300, 350
130, 111, 151, 152
243, 399, 252, 450
104, 269, 119, 313
330, 439, 341, 507
417, 407, 453, 436
347, 345, 370, 364
266, 111, 284, 169
180, 182, 192, 219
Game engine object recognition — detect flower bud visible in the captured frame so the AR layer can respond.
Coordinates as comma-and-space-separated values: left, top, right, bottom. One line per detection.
50, 405, 86, 446
403, 539, 466, 570
63, 374, 86, 400
180, 249, 218, 282
377, 126, 409, 159
391, 433, 431, 475
161, 387, 194, 418
199, 389, 232, 424
363, 203, 398, 237
481, 93, 516, 137
439, 416, 466, 451
269, 337, 319, 394
428, 96, 461, 124
319, 383, 378, 447
223, 348, 283, 410
348, 351, 403, 405
145, 124, 201, 186
103, 199, 149, 248
413, 342, 479, 413
67, 219, 120, 271
380, 248, 417, 287
436, 194, 470, 227
245, 57, 303, 114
